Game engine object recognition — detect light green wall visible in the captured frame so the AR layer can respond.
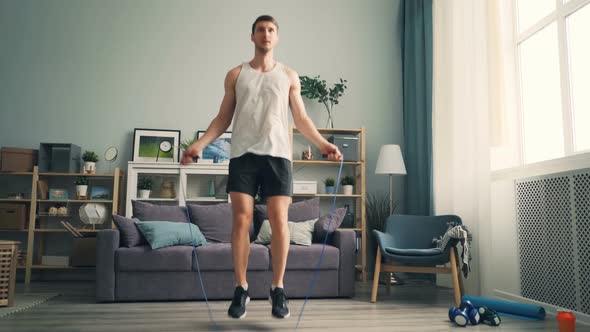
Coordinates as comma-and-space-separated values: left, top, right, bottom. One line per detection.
0, 0, 404, 199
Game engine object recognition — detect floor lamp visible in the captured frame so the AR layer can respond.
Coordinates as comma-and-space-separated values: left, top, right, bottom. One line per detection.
375, 144, 407, 284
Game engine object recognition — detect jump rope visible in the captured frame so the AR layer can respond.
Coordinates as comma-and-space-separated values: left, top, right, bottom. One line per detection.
180, 156, 345, 330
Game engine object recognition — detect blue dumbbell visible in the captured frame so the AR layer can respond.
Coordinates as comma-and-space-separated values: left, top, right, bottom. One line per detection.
449, 306, 469, 326
478, 306, 501, 326
460, 300, 481, 325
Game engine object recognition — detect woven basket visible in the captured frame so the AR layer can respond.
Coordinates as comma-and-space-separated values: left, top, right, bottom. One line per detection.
0, 241, 19, 307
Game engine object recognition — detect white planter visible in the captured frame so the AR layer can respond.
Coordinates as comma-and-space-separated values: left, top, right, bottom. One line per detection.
342, 185, 354, 195
83, 162, 96, 174
138, 189, 151, 199
76, 185, 88, 198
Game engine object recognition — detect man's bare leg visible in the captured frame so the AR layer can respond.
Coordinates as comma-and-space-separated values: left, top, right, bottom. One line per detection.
227, 191, 254, 319
230, 192, 254, 287
266, 195, 291, 318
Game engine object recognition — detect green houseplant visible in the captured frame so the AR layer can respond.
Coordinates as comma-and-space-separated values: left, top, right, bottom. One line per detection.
137, 177, 153, 199
365, 191, 402, 284
299, 75, 348, 128
341, 175, 356, 195
324, 177, 335, 194
82, 151, 99, 162
75, 176, 89, 199
82, 151, 99, 174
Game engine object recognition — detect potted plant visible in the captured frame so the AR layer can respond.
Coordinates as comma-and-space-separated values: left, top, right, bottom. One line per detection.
137, 177, 153, 199
82, 151, 99, 174
365, 192, 402, 285
341, 175, 355, 195
75, 176, 89, 199
300, 75, 348, 128
324, 177, 335, 194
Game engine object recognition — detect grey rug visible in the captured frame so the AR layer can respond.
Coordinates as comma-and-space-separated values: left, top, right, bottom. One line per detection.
0, 293, 60, 318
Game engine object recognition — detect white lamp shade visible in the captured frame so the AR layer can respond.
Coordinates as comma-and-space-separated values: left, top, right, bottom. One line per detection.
375, 144, 407, 175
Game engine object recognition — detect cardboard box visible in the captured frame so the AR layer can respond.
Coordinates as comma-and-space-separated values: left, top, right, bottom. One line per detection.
0, 204, 27, 230
70, 237, 96, 267
0, 147, 38, 172
328, 135, 358, 161
41, 255, 69, 266
293, 180, 318, 194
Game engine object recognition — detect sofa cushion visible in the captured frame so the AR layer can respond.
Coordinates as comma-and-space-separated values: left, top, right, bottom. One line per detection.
112, 214, 145, 247
313, 207, 347, 243
132, 200, 188, 222
187, 203, 246, 243
254, 197, 320, 236
268, 243, 339, 270
194, 243, 269, 271
135, 221, 207, 250
116, 245, 194, 271
255, 219, 317, 246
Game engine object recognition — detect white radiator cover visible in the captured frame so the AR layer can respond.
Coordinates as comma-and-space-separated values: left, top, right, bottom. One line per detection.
516, 170, 590, 314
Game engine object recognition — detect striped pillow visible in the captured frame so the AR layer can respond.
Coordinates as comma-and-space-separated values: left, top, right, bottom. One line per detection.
255, 218, 318, 246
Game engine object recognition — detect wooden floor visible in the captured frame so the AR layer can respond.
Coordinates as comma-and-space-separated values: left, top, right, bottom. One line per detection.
0, 279, 579, 331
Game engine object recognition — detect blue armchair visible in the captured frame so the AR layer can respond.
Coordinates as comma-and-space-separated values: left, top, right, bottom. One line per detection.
370, 214, 464, 307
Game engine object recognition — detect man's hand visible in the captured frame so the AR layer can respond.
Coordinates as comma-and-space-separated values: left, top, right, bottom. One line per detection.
180, 145, 202, 165
321, 143, 343, 161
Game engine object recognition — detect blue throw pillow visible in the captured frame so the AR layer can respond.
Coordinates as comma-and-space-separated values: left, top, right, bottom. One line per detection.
135, 221, 207, 250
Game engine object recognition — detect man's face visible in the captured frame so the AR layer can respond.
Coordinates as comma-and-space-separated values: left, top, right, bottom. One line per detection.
251, 21, 278, 51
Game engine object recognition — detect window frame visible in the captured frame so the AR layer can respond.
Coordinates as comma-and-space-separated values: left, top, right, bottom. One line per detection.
514, 0, 590, 166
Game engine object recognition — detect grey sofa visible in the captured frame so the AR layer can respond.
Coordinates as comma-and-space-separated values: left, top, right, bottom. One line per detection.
96, 199, 356, 302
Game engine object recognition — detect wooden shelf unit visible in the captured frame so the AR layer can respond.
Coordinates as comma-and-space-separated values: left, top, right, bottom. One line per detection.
125, 162, 230, 217
290, 127, 367, 282
0, 166, 124, 285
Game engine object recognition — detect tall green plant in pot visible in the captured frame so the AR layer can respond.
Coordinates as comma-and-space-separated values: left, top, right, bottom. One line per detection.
299, 75, 347, 128
365, 192, 399, 282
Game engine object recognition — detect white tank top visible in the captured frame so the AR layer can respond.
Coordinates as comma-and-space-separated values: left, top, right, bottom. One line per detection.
231, 61, 292, 161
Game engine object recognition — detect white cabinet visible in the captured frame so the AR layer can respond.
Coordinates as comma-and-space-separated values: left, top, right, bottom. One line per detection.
126, 162, 229, 217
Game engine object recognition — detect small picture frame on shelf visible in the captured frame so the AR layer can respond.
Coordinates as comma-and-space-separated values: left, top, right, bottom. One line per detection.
196, 131, 231, 164
132, 128, 181, 163
48, 189, 68, 200
90, 186, 110, 200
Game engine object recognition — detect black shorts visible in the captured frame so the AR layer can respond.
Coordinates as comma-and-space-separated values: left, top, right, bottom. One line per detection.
226, 153, 292, 198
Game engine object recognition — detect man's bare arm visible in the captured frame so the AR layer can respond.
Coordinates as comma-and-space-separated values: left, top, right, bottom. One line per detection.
181, 66, 240, 164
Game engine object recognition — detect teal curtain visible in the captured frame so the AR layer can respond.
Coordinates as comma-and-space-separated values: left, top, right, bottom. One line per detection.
403, 0, 433, 216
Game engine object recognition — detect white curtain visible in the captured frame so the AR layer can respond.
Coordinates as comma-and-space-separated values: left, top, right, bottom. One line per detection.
432, 0, 498, 296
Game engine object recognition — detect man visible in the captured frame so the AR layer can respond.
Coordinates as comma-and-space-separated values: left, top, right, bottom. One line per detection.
181, 15, 342, 320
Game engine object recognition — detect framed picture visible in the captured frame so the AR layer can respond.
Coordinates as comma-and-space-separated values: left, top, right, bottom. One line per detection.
90, 186, 110, 200
132, 128, 181, 162
196, 131, 231, 164
48, 189, 68, 200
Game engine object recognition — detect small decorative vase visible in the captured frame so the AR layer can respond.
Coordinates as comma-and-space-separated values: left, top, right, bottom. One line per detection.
302, 145, 314, 160
76, 185, 88, 199
342, 185, 354, 195
159, 181, 177, 198
83, 162, 96, 175
138, 189, 151, 199
325, 186, 335, 195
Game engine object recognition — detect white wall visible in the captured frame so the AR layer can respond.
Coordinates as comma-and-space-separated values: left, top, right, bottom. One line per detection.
0, 0, 404, 201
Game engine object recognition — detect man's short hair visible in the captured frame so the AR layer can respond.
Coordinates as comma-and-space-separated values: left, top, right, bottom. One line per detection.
252, 15, 279, 34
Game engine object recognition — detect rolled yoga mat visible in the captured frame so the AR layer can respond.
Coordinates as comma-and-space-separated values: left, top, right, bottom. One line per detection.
462, 295, 546, 320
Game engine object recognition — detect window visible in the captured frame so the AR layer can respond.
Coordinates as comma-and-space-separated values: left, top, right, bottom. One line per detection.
567, 3, 590, 151
514, 0, 590, 165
